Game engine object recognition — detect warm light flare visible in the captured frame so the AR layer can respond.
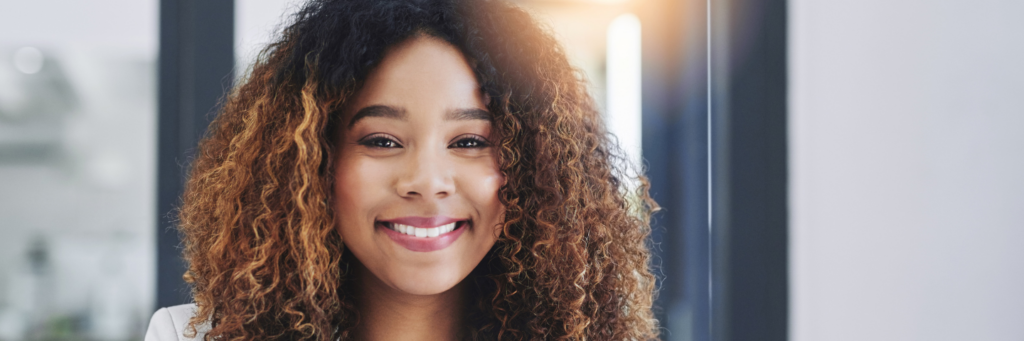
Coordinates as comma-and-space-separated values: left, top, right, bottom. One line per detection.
606, 13, 642, 174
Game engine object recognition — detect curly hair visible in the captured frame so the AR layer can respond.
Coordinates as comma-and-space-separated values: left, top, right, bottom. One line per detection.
177, 0, 658, 340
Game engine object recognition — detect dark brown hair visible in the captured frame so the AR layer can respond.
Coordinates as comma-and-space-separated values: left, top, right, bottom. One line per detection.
178, 0, 658, 339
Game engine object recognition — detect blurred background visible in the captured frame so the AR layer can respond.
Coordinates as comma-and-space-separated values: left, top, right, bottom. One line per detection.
0, 0, 1021, 341
788, 1, 1024, 340
0, 1, 158, 340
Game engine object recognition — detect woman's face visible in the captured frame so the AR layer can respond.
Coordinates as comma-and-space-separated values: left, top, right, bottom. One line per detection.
333, 35, 504, 296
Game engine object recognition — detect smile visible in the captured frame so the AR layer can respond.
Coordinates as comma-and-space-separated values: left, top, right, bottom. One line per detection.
381, 221, 464, 238
375, 216, 470, 252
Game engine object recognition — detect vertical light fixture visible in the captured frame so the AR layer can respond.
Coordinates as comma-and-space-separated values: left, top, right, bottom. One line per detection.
606, 13, 643, 175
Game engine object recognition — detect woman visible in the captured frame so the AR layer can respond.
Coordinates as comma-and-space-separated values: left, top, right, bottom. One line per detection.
145, 0, 657, 340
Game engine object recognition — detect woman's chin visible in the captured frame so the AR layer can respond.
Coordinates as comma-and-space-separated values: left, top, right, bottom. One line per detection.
385, 268, 465, 296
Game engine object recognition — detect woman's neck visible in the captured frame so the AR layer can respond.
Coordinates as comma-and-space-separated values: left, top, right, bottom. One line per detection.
351, 263, 466, 341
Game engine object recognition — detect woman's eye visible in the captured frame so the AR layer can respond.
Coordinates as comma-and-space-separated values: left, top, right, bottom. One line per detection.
358, 135, 402, 148
449, 136, 489, 149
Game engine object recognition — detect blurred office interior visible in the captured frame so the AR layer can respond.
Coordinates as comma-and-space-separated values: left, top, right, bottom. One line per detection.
0, 0, 1021, 340
0, 1, 158, 340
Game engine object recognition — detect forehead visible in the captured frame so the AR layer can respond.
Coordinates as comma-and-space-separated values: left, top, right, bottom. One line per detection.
348, 35, 485, 113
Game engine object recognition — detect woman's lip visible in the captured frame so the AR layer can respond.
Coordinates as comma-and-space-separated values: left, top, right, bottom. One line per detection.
379, 221, 468, 252
378, 216, 463, 228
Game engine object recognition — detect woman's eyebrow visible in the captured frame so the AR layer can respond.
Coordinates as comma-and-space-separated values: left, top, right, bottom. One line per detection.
445, 108, 492, 122
348, 105, 407, 128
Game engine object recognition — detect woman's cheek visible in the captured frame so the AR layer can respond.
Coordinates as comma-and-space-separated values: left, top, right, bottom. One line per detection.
334, 155, 387, 233
469, 161, 505, 226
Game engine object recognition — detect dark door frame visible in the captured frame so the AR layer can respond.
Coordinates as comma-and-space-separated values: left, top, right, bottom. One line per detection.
710, 0, 789, 340
156, 0, 234, 310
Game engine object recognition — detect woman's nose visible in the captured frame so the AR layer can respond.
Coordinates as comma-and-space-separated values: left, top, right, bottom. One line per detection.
395, 147, 455, 199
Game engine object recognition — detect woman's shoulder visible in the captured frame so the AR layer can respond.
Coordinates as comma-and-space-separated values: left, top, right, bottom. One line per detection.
144, 303, 210, 341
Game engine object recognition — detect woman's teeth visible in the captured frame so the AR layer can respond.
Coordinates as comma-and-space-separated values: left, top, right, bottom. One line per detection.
390, 222, 458, 238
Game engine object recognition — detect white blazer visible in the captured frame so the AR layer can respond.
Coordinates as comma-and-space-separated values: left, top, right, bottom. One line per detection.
144, 304, 209, 341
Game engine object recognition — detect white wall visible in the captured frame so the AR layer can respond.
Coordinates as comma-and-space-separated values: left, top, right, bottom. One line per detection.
235, 0, 305, 78
789, 1, 1024, 341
